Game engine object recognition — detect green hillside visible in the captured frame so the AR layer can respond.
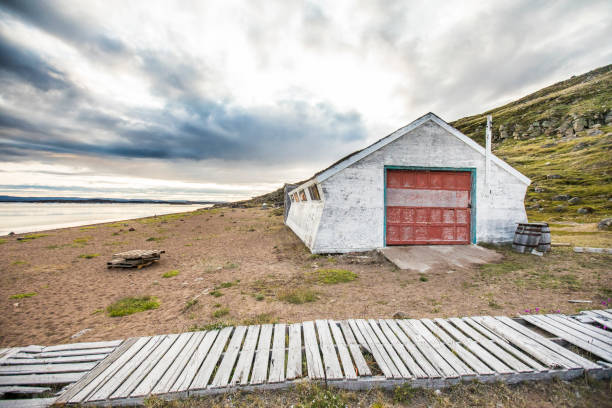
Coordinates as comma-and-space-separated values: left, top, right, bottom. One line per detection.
451, 64, 612, 222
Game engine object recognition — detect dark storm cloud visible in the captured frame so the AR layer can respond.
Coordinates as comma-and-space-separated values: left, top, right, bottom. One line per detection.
0, 32, 70, 91
0, 0, 126, 57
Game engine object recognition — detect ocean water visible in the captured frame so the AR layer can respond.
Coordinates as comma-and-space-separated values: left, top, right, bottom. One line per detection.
0, 203, 211, 236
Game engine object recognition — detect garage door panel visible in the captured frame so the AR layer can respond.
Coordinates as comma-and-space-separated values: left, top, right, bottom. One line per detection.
386, 169, 471, 245
401, 208, 414, 223
441, 226, 455, 241
415, 208, 428, 223
456, 209, 469, 224
400, 226, 413, 241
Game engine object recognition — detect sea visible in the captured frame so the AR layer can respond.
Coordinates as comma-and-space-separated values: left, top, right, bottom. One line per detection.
0, 203, 212, 236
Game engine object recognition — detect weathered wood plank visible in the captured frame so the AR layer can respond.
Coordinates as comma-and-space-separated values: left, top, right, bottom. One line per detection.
547, 314, 612, 343
493, 316, 599, 369
110, 335, 178, 399
582, 311, 612, 330
250, 324, 273, 385
448, 317, 530, 373
397, 320, 457, 378
231, 325, 260, 386
315, 320, 343, 380
152, 331, 204, 394
329, 320, 357, 380
63, 337, 146, 404
377, 320, 426, 378
171, 330, 218, 393
0, 386, 51, 395
88, 336, 165, 401
0, 372, 83, 386
461, 317, 546, 371
338, 321, 370, 377
132, 332, 194, 396
367, 319, 411, 378
285, 323, 303, 381
268, 324, 287, 383
477, 316, 582, 369
384, 319, 438, 378
211, 326, 247, 388
3, 354, 107, 365
33, 348, 116, 359
521, 315, 612, 363
189, 327, 233, 390
42, 340, 121, 353
420, 319, 493, 376
302, 321, 324, 380
0, 362, 97, 375
410, 320, 473, 376
351, 319, 398, 379
0, 397, 57, 408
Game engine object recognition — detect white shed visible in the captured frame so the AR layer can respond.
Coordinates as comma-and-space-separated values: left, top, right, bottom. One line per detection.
285, 112, 530, 253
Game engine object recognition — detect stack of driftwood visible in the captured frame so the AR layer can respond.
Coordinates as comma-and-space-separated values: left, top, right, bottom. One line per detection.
107, 249, 165, 269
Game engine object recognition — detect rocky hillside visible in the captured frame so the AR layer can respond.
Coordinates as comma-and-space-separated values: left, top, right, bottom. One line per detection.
451, 64, 612, 222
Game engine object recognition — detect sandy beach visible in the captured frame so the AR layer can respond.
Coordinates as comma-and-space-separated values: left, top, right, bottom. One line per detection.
1, 206, 610, 347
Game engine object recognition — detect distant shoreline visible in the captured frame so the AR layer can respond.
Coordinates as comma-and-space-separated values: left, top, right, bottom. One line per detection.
0, 196, 223, 205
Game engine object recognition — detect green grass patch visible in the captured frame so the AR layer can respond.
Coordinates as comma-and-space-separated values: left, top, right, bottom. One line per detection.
218, 281, 236, 289
78, 253, 100, 259
162, 270, 179, 278
314, 269, 357, 284
12, 260, 27, 265
278, 287, 318, 304
9, 292, 37, 299
106, 296, 160, 317
73, 237, 91, 245
419, 275, 428, 282
146, 236, 166, 242
19, 233, 48, 242
212, 307, 229, 318
209, 290, 223, 297
255, 294, 265, 301
0, 239, 7, 245
80, 226, 97, 230
479, 261, 522, 279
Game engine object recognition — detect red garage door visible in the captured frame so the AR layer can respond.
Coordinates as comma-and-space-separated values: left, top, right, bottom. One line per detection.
386, 170, 471, 245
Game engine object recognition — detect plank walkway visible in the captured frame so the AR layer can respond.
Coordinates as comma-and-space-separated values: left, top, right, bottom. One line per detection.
2, 311, 612, 407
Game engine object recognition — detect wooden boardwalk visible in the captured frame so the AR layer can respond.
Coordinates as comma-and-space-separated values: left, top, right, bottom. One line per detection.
2, 311, 612, 407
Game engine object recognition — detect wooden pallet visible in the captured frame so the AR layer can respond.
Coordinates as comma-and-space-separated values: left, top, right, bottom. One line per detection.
50, 312, 612, 406
107, 250, 165, 269
0, 340, 121, 407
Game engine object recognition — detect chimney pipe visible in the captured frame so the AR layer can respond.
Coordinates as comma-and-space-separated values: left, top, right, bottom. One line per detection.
485, 115, 492, 186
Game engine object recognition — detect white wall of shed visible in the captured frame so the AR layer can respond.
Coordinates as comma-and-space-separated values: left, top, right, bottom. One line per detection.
307, 120, 528, 253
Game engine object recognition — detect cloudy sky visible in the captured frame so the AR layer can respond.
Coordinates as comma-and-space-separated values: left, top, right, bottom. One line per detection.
0, 0, 610, 201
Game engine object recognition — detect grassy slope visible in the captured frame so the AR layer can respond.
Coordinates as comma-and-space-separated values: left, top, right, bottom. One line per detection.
450, 64, 612, 222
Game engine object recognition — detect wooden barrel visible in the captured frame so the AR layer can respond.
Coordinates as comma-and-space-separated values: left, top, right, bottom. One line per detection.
513, 223, 544, 253
537, 223, 551, 252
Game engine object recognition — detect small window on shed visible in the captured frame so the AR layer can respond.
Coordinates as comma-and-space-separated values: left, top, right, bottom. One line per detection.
299, 190, 307, 201
308, 185, 321, 200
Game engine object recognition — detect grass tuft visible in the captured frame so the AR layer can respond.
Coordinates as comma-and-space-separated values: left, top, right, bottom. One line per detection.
278, 287, 318, 304
78, 253, 100, 259
162, 270, 179, 278
106, 296, 160, 317
9, 292, 37, 299
315, 269, 357, 284
212, 307, 230, 318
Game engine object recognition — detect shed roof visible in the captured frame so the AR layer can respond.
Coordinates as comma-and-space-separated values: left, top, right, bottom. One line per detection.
289, 112, 530, 195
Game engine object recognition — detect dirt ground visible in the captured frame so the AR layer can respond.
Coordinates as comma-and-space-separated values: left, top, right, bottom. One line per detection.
0, 207, 611, 347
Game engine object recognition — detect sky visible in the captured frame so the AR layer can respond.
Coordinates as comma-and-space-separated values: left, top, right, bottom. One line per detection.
0, 0, 611, 201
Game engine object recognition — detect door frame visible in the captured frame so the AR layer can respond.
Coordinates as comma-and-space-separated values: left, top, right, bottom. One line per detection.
383, 165, 477, 246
